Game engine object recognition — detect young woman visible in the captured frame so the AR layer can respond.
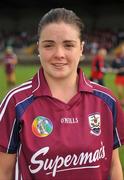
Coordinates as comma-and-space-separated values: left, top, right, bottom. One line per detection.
0, 8, 124, 180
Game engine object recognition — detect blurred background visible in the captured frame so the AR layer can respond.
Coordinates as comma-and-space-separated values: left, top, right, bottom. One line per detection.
0, 0, 124, 63
0, 0, 124, 175
0, 0, 124, 94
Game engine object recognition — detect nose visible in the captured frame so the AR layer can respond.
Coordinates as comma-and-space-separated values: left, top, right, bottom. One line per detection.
54, 46, 65, 58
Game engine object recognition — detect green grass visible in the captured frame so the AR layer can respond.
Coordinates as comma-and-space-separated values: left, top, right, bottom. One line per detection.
0, 64, 39, 101
0, 64, 124, 171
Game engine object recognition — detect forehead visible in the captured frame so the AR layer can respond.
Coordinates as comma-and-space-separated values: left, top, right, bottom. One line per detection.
39, 22, 80, 40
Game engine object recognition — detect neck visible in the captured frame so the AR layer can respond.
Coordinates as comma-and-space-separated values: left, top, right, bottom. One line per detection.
44, 72, 78, 103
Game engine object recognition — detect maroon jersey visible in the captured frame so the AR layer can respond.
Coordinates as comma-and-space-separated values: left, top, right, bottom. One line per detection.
0, 68, 124, 180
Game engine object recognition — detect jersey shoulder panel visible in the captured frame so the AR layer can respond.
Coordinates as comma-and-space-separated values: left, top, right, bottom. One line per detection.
0, 80, 33, 121
90, 81, 117, 112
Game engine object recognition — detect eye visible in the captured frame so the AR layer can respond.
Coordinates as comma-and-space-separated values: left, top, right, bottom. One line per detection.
43, 44, 53, 48
64, 44, 75, 49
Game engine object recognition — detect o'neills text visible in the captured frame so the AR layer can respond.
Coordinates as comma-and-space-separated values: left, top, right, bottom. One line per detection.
29, 142, 105, 177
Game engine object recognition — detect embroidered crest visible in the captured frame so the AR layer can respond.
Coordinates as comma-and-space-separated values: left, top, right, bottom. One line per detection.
88, 113, 101, 136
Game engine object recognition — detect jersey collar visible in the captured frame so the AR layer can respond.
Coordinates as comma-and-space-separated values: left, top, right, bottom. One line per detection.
32, 67, 93, 97
78, 68, 93, 93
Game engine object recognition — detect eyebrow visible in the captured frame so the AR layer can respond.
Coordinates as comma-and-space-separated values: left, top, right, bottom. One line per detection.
63, 40, 77, 43
41, 40, 77, 43
41, 40, 54, 43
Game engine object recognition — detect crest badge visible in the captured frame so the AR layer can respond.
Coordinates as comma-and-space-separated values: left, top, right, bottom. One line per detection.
32, 116, 53, 137
88, 113, 101, 136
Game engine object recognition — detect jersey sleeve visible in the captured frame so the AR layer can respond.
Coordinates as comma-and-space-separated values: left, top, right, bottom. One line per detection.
0, 94, 20, 154
113, 99, 124, 149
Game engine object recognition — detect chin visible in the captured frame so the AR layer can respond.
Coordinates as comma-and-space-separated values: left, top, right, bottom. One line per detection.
52, 72, 69, 79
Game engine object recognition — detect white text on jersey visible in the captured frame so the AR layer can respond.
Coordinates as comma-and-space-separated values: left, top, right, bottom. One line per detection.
61, 117, 79, 124
29, 142, 105, 177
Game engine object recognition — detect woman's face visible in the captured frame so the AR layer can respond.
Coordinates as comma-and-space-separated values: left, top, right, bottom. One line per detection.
38, 22, 84, 80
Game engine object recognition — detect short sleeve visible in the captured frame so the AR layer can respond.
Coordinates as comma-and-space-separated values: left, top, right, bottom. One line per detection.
0, 95, 20, 154
113, 99, 124, 149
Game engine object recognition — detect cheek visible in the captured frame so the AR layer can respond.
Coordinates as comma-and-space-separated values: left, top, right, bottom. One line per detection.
71, 50, 81, 61
39, 50, 51, 63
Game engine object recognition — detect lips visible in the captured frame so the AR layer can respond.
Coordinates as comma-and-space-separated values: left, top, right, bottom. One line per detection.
52, 63, 67, 68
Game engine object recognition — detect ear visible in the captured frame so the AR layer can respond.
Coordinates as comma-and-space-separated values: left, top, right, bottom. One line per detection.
37, 41, 40, 54
80, 41, 85, 56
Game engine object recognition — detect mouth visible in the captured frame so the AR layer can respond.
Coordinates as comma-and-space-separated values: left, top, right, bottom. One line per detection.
51, 63, 67, 69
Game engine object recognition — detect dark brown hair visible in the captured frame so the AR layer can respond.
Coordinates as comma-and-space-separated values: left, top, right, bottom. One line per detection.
38, 8, 84, 41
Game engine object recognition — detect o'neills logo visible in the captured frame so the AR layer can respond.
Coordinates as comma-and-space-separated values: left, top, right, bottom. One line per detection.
29, 142, 105, 177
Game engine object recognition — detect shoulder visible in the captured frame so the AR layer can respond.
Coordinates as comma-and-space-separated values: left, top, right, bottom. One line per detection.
90, 81, 117, 106
0, 80, 33, 111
